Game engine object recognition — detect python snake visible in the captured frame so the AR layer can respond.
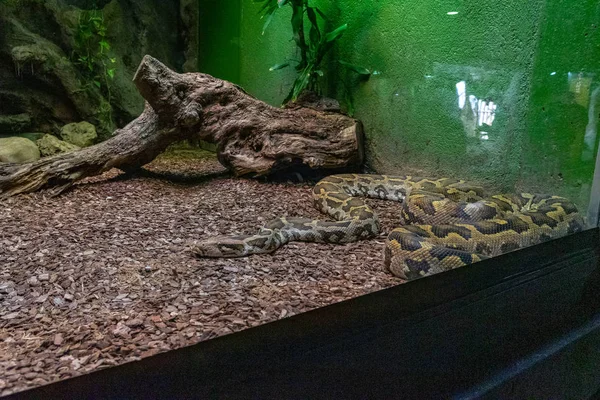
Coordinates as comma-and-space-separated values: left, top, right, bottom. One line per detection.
192, 174, 584, 280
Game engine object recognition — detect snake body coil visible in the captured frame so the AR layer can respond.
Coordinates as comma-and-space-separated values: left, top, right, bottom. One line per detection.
193, 174, 584, 280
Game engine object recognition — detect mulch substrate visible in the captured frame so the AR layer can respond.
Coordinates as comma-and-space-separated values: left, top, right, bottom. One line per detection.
0, 152, 403, 396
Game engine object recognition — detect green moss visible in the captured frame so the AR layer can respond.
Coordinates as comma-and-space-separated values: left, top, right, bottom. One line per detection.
161, 142, 216, 161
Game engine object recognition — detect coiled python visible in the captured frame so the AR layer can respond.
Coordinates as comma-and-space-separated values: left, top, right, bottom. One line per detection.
192, 174, 584, 280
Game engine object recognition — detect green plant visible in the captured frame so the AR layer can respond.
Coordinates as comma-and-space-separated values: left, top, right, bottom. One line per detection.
255, 0, 371, 104
72, 9, 116, 122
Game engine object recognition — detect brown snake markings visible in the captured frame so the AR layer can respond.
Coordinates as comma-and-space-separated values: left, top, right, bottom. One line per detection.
192, 174, 584, 280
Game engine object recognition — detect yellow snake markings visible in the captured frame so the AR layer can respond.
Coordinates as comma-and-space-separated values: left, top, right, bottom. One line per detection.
193, 174, 584, 280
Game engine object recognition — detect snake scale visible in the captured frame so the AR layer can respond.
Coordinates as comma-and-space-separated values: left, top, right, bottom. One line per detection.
192, 174, 584, 280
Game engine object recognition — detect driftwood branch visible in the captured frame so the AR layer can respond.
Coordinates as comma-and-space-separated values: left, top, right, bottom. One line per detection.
0, 55, 363, 197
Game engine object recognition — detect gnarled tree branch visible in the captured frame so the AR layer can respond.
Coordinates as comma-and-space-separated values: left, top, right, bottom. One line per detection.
0, 55, 363, 197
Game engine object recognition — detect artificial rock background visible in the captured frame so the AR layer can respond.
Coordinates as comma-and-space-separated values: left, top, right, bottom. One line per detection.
0, 0, 198, 140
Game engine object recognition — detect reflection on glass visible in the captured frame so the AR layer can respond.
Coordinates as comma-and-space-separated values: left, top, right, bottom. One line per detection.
454, 78, 497, 141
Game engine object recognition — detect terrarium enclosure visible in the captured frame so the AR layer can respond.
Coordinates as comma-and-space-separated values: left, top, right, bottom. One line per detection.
0, 0, 599, 396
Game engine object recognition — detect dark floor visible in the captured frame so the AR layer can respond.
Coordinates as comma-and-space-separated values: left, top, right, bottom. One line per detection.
0, 152, 404, 396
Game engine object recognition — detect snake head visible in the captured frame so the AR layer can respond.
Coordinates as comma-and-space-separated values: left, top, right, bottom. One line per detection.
192, 236, 249, 258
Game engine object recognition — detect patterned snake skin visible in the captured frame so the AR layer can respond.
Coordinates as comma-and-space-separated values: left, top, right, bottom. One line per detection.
192, 174, 584, 280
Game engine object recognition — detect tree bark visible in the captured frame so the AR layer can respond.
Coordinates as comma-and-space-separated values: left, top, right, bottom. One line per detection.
0, 55, 363, 198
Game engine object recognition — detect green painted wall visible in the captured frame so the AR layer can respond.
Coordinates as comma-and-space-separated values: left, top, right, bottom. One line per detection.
520, 0, 600, 213
199, 0, 600, 214
238, 2, 297, 102
198, 0, 241, 83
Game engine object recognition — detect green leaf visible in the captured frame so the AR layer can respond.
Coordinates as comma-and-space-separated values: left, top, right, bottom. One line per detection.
306, 7, 320, 48
110, 58, 117, 63
314, 7, 329, 23
290, 6, 306, 51
344, 91, 355, 117
325, 24, 348, 43
261, 10, 276, 34
257, 0, 280, 33
99, 40, 110, 51
256, 1, 270, 13
269, 62, 290, 71
292, 67, 312, 101
277, 0, 290, 6
283, 88, 294, 105
314, 69, 324, 77
107, 68, 115, 79
93, 80, 101, 88
257, 0, 277, 16
339, 60, 372, 76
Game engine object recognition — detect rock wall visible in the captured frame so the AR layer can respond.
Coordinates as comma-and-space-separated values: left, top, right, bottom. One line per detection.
0, 0, 193, 140
180, 0, 199, 73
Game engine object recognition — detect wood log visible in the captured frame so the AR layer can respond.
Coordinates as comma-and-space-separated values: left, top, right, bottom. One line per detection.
0, 55, 363, 197
0, 104, 183, 197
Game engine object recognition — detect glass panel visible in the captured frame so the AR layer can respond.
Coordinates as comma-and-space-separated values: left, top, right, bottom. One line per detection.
235, 0, 600, 219
227, 0, 600, 278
